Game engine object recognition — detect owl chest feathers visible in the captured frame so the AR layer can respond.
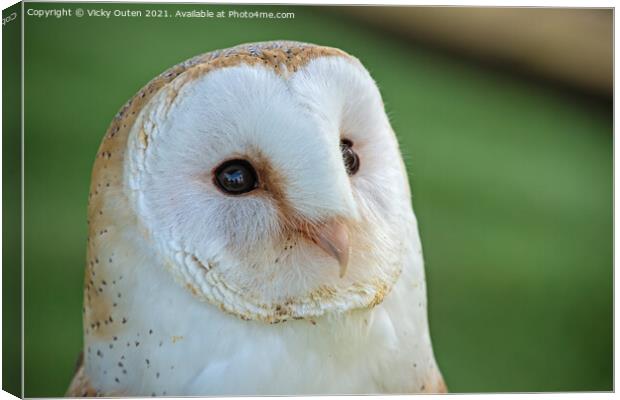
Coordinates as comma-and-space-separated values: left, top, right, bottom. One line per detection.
82, 225, 442, 395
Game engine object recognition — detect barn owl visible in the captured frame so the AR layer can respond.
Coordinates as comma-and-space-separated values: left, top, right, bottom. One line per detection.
66, 41, 446, 396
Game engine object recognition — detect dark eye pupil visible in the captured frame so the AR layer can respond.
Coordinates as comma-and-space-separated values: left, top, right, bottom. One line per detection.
214, 160, 258, 194
340, 139, 360, 175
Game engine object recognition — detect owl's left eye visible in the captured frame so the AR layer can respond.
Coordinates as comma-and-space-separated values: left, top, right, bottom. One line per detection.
340, 139, 360, 176
214, 159, 258, 195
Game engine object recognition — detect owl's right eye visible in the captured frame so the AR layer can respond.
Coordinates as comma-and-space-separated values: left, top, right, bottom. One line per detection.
214, 159, 259, 195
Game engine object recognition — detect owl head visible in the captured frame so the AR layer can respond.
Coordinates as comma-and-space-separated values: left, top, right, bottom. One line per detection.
89, 41, 418, 323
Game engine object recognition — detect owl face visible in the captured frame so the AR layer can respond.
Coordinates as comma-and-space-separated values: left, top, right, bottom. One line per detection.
122, 43, 414, 322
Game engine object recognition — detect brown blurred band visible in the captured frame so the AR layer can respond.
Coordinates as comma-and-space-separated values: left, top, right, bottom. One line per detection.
343, 7, 612, 97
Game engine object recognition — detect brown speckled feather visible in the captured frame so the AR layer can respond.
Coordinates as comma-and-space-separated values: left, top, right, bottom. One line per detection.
66, 362, 98, 397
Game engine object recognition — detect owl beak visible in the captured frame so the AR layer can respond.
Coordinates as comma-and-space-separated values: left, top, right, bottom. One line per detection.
311, 220, 350, 278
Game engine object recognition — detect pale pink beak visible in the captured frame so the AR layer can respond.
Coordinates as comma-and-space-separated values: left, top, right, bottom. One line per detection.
310, 219, 351, 278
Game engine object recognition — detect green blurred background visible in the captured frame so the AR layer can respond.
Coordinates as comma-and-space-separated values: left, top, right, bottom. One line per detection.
20, 3, 612, 397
